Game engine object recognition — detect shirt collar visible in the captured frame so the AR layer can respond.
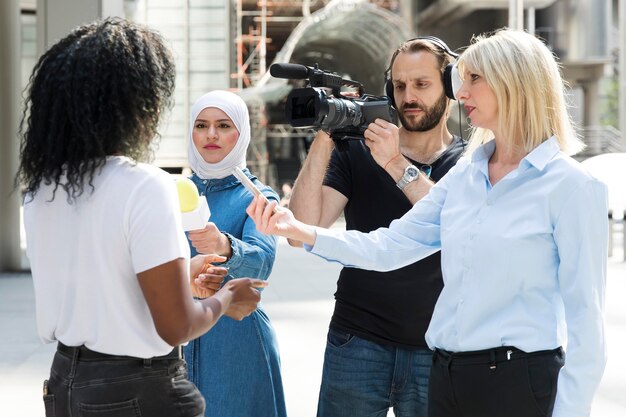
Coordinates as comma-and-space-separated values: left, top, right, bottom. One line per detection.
471, 136, 560, 172
190, 167, 257, 192
522, 136, 560, 171
471, 139, 496, 163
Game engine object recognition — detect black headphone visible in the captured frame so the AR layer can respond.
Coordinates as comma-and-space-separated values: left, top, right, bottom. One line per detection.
384, 36, 460, 108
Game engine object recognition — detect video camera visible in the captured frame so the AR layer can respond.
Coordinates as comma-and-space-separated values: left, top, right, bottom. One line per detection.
270, 63, 397, 141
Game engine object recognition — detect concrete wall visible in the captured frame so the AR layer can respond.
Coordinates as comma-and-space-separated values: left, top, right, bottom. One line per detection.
0, 0, 23, 271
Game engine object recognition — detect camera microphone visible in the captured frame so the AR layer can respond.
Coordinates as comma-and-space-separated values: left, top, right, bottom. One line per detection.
270, 63, 311, 80
273, 62, 393, 141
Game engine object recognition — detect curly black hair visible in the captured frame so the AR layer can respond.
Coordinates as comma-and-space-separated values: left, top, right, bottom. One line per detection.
16, 17, 176, 202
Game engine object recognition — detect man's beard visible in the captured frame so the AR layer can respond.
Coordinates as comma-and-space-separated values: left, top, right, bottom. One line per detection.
398, 92, 448, 132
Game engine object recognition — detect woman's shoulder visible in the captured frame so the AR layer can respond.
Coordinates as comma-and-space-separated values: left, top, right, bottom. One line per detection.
545, 153, 608, 202
104, 158, 174, 193
550, 152, 600, 183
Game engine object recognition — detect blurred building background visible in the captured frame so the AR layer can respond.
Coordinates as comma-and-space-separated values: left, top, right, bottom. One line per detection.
1, 0, 625, 271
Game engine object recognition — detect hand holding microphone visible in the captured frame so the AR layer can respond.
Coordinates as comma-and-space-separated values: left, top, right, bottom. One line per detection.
176, 177, 211, 231
175, 177, 232, 258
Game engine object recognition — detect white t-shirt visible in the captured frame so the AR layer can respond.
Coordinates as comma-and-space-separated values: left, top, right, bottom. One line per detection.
24, 156, 190, 358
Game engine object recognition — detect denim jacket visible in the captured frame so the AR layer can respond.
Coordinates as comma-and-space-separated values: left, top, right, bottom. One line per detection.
189, 168, 278, 281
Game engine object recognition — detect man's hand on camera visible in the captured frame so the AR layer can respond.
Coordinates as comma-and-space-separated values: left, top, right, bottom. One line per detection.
364, 118, 404, 172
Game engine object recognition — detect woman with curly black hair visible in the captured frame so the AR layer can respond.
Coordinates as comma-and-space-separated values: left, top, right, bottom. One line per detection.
16, 17, 266, 417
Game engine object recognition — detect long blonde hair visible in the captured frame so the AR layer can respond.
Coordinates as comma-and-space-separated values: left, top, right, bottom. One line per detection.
457, 29, 584, 156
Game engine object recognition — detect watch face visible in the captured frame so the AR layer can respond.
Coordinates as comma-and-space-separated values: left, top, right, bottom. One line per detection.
407, 166, 419, 178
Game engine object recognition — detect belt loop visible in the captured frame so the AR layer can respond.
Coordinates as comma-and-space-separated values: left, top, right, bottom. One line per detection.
436, 349, 453, 371
489, 350, 497, 370
143, 358, 152, 368
68, 345, 79, 380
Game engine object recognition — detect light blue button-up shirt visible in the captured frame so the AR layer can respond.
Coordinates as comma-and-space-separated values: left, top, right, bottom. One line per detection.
309, 137, 608, 417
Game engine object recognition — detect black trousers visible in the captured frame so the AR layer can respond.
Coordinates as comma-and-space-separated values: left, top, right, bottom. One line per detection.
428, 346, 564, 417
43, 343, 205, 417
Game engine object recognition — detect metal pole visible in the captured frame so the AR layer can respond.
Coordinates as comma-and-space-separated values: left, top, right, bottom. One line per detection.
0, 0, 23, 271
608, 210, 614, 257
236, 0, 243, 90
527, 7, 535, 35
509, 0, 524, 31
623, 210, 626, 262
260, 0, 267, 76
399, 0, 416, 33
617, 0, 626, 149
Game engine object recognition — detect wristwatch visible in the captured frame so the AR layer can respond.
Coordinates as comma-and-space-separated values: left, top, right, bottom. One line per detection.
396, 165, 419, 190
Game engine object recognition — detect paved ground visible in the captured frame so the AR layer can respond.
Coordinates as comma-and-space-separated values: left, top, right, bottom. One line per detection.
1, 233, 625, 417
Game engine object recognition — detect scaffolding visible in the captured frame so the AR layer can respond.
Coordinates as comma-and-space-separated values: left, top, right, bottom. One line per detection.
233, 0, 268, 89
232, 0, 319, 188
231, 0, 406, 189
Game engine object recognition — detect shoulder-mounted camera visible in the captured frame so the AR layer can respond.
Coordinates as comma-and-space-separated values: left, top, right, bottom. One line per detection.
270, 63, 398, 141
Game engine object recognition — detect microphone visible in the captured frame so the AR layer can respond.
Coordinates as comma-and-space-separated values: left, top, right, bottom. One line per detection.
269, 63, 311, 80
175, 177, 211, 231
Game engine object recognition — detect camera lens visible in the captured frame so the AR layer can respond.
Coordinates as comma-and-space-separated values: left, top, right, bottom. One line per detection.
285, 88, 322, 127
322, 98, 361, 130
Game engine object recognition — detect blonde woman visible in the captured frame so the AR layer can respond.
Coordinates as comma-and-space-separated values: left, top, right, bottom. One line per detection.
247, 29, 608, 417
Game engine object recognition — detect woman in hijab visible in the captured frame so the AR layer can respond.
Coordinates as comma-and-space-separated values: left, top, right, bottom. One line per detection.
184, 90, 287, 417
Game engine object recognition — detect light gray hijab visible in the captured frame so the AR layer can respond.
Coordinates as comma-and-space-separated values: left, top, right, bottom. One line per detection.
187, 90, 250, 179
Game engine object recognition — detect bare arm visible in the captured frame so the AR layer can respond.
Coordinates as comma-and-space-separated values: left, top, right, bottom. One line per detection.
364, 119, 433, 204
137, 256, 266, 347
288, 131, 348, 246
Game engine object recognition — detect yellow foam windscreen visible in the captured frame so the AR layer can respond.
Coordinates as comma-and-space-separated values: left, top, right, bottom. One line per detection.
175, 178, 200, 213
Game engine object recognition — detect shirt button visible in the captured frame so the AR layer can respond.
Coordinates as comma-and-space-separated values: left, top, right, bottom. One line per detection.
459, 299, 464, 304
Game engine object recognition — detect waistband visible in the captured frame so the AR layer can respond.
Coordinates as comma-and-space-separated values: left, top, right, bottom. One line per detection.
57, 342, 182, 362
435, 346, 562, 368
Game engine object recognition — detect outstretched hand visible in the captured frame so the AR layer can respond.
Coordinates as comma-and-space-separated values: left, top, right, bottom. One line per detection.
246, 195, 317, 246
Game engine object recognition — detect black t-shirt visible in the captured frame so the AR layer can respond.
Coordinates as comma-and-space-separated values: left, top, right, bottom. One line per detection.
323, 136, 466, 348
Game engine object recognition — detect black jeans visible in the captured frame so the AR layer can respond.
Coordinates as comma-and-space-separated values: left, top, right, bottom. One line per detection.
428, 346, 564, 417
43, 343, 205, 417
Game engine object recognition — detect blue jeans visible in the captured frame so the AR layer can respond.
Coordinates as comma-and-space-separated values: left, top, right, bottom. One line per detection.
43, 344, 204, 417
317, 328, 432, 417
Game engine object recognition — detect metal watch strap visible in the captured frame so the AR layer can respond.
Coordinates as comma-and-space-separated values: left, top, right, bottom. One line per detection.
396, 165, 419, 190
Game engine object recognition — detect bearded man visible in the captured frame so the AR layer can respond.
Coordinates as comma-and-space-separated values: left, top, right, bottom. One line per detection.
288, 37, 466, 417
